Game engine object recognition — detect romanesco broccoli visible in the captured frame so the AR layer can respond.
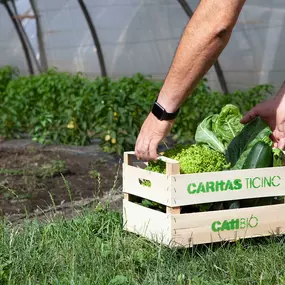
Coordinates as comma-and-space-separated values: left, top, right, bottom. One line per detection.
146, 144, 229, 174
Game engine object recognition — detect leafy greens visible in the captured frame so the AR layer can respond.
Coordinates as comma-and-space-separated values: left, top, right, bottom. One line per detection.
213, 104, 243, 146
225, 117, 272, 169
195, 104, 276, 170
195, 104, 243, 153
194, 114, 225, 153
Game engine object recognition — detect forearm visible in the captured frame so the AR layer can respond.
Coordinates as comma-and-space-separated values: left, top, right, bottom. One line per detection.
157, 0, 246, 112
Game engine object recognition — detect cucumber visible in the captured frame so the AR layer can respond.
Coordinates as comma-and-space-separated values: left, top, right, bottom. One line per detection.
242, 141, 273, 169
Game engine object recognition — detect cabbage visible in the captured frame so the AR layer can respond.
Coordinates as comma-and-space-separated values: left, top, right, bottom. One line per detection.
195, 104, 243, 153
213, 104, 243, 146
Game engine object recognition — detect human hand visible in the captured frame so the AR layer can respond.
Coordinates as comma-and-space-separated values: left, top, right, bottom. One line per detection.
241, 94, 285, 149
135, 113, 174, 161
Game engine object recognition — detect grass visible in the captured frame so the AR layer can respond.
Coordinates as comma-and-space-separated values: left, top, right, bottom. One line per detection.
0, 204, 284, 285
0, 163, 284, 284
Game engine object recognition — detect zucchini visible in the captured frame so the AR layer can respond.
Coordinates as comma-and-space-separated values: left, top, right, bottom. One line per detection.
242, 141, 273, 169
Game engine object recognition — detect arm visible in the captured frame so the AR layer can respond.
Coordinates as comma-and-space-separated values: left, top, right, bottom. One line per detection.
135, 0, 246, 161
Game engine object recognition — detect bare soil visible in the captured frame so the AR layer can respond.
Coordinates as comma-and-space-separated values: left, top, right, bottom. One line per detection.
0, 148, 122, 217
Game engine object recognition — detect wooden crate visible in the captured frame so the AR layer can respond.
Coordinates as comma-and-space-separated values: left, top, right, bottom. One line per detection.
123, 151, 285, 247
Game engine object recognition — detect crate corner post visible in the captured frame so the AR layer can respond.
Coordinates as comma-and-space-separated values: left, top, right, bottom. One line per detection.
166, 158, 181, 214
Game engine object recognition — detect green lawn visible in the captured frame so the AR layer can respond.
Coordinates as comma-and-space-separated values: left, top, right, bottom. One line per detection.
1, 204, 285, 285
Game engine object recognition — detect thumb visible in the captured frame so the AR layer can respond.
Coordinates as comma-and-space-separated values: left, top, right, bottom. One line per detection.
240, 106, 258, 124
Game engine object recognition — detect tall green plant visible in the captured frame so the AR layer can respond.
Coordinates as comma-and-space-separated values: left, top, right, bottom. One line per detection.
0, 65, 18, 94
0, 66, 273, 154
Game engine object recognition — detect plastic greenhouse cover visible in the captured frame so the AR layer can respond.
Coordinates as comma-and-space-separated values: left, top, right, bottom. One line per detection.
0, 0, 28, 71
0, 0, 284, 92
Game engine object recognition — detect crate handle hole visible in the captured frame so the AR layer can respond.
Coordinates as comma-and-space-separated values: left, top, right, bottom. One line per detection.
139, 178, 152, 187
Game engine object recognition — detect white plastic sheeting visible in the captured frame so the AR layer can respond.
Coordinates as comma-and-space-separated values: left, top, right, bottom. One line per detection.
0, 0, 285, 92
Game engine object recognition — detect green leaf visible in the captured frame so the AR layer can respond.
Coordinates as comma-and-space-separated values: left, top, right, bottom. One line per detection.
195, 115, 225, 153
213, 104, 243, 146
273, 148, 284, 167
141, 199, 155, 208
226, 117, 272, 169
109, 275, 128, 284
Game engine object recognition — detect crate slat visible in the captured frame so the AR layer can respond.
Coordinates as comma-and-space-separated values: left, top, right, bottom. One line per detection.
123, 164, 171, 206
171, 203, 285, 246
123, 200, 171, 245
171, 166, 285, 206
122, 151, 285, 247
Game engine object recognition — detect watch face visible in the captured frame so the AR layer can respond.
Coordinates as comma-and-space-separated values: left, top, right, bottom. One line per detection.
152, 102, 164, 120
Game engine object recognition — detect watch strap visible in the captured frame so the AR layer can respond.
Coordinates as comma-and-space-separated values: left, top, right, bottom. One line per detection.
152, 99, 179, 121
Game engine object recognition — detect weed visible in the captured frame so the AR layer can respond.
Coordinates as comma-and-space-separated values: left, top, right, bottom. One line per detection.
89, 169, 101, 196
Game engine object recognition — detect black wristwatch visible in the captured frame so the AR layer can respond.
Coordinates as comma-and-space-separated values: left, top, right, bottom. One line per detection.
151, 99, 180, 121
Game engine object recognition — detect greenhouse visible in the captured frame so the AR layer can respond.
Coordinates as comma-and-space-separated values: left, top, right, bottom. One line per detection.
1, 1, 285, 284
1, 0, 284, 91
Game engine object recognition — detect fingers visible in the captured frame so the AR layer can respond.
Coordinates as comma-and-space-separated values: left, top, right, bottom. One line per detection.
135, 136, 147, 160
240, 106, 258, 124
271, 128, 285, 150
135, 113, 172, 161
135, 137, 159, 161
277, 138, 285, 150
148, 139, 159, 161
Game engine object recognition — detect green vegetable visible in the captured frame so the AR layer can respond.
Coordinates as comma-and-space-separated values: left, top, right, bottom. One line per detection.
213, 104, 243, 146
195, 104, 244, 153
226, 117, 272, 169
146, 144, 229, 174
242, 141, 273, 169
273, 148, 284, 167
141, 199, 165, 212
237, 134, 283, 208
195, 115, 225, 153
142, 105, 284, 213
144, 144, 229, 212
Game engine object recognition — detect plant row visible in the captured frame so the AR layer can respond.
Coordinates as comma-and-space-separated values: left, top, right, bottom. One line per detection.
0, 66, 273, 154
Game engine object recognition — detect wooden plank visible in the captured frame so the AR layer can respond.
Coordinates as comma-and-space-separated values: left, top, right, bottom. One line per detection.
124, 152, 133, 166
171, 166, 285, 206
123, 164, 171, 206
166, 161, 180, 176
123, 200, 171, 245
124, 193, 130, 201
166, 206, 181, 214
171, 204, 285, 247
166, 157, 180, 212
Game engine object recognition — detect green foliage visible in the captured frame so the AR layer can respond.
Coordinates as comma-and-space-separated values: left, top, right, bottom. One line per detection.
195, 115, 226, 153
273, 148, 284, 167
213, 104, 243, 146
195, 104, 244, 153
226, 117, 272, 169
0, 65, 18, 100
0, 66, 273, 154
0, 69, 161, 153
146, 144, 229, 174
173, 81, 273, 143
91, 74, 161, 153
1, 206, 285, 284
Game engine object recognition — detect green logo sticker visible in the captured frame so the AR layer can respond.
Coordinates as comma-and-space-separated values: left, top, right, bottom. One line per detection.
211, 216, 258, 232
187, 176, 281, 195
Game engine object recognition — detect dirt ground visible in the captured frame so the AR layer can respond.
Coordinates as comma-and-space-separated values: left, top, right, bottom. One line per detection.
0, 147, 122, 218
